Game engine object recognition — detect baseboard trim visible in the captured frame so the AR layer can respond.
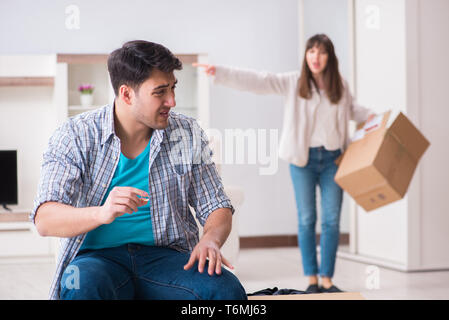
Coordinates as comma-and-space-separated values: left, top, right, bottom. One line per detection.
240, 233, 349, 249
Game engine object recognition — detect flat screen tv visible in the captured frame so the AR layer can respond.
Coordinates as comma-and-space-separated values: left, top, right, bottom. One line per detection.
0, 150, 18, 211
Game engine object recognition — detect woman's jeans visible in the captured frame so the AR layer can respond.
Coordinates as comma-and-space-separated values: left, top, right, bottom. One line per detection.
60, 244, 247, 300
289, 147, 343, 278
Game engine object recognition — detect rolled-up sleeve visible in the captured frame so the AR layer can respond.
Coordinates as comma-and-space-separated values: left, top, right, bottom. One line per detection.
29, 123, 84, 224
187, 122, 234, 226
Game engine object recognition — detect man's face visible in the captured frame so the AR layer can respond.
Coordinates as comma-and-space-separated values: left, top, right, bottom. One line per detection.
130, 69, 177, 130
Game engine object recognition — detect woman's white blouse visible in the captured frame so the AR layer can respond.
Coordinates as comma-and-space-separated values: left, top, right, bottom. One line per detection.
309, 89, 341, 151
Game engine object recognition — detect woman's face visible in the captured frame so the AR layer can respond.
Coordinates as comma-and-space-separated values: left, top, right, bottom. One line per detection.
306, 44, 328, 75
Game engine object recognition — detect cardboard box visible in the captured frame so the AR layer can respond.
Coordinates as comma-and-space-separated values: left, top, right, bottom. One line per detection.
248, 292, 365, 300
335, 111, 430, 212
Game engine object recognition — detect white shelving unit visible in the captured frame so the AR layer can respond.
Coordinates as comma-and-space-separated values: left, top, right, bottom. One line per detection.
0, 212, 56, 264
0, 54, 58, 263
55, 53, 210, 127
54, 54, 114, 123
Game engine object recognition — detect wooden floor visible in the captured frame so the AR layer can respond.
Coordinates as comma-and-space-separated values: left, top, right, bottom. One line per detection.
1, 246, 449, 299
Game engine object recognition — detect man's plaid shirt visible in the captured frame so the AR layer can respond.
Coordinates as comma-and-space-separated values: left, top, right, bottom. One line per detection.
29, 103, 234, 300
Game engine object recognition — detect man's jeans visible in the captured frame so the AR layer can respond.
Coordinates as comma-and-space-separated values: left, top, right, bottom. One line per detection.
289, 147, 343, 278
60, 244, 247, 300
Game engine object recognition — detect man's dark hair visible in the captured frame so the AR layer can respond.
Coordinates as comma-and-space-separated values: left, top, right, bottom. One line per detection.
107, 40, 182, 96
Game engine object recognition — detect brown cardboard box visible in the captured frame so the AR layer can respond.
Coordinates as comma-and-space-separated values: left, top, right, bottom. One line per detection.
248, 292, 365, 300
335, 111, 430, 212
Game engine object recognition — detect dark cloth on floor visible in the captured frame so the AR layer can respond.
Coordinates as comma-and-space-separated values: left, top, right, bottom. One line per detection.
247, 287, 307, 296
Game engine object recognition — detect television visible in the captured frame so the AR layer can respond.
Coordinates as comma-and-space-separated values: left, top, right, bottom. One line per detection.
0, 150, 18, 211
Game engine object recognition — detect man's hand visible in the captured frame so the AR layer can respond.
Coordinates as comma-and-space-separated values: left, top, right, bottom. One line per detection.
183, 208, 234, 275
97, 186, 149, 224
184, 236, 234, 276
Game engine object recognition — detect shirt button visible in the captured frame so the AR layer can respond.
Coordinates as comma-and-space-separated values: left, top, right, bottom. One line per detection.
102, 184, 107, 188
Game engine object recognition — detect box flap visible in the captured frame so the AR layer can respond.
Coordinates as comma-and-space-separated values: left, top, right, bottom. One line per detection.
374, 131, 418, 197
387, 112, 430, 162
352, 111, 391, 142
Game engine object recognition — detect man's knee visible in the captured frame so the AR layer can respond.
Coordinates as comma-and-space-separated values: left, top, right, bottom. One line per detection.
200, 269, 247, 300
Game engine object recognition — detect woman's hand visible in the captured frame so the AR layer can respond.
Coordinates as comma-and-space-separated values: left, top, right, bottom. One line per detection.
192, 63, 216, 76
366, 113, 376, 123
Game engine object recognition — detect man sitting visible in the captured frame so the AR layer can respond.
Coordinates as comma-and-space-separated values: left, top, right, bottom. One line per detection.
31, 40, 247, 300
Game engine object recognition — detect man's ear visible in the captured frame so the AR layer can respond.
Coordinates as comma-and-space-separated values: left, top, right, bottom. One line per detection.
118, 84, 134, 105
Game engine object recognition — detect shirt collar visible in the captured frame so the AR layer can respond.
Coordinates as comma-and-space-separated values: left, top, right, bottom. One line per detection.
101, 101, 116, 146
151, 126, 165, 146
101, 100, 166, 146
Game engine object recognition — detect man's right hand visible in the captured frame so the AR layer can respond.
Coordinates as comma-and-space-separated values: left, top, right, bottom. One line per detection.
192, 63, 216, 76
97, 187, 149, 225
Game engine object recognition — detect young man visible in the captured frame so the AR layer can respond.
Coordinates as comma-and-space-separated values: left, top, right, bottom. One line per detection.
31, 40, 247, 300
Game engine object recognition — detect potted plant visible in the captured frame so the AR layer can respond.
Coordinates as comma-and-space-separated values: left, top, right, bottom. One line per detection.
78, 84, 94, 107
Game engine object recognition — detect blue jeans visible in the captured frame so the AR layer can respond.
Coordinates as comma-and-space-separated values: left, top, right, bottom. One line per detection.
289, 147, 343, 278
60, 244, 247, 300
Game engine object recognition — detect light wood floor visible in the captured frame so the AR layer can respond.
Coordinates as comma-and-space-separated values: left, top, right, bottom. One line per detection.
1, 246, 448, 299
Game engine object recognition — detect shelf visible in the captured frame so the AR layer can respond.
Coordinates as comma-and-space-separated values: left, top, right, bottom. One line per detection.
68, 105, 103, 110
68, 105, 103, 117
0, 212, 29, 223
68, 105, 195, 111
57, 54, 108, 64
0, 76, 54, 87
176, 54, 198, 64
57, 54, 199, 65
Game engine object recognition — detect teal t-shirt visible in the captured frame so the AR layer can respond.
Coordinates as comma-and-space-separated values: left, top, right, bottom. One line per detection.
80, 139, 154, 250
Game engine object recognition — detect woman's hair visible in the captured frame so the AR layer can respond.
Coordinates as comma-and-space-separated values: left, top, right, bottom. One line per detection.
298, 34, 344, 104
108, 40, 182, 96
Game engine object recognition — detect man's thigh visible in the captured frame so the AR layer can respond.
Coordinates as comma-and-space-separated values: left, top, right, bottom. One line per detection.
60, 249, 134, 300
134, 246, 247, 300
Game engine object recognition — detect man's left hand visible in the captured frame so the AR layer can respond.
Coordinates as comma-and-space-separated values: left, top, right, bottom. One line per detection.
183, 237, 233, 276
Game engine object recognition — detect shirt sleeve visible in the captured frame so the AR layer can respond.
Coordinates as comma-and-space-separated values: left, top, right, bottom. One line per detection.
29, 122, 84, 224
343, 79, 374, 123
187, 121, 234, 226
351, 100, 373, 124
213, 65, 297, 97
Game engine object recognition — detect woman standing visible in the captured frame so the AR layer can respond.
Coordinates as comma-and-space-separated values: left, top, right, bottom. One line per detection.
194, 34, 375, 293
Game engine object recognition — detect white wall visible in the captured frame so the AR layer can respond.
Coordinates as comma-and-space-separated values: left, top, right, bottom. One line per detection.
303, 0, 351, 80
415, 0, 449, 269
352, 0, 449, 270
0, 0, 300, 237
354, 0, 408, 265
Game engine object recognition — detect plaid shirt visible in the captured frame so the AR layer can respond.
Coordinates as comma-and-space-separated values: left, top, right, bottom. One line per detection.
30, 103, 234, 300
